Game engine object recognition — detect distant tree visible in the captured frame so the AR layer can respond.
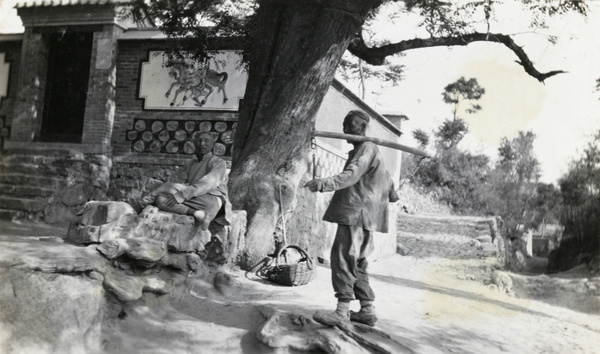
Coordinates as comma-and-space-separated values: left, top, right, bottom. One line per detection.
407, 77, 490, 213
529, 182, 562, 233
412, 129, 430, 148
435, 118, 469, 150
442, 76, 485, 120
434, 77, 484, 149
550, 129, 600, 272
489, 131, 541, 235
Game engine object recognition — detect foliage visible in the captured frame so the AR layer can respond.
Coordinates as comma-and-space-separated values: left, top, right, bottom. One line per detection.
406, 77, 490, 213
122, 0, 254, 61
434, 118, 469, 149
413, 148, 491, 213
486, 131, 541, 235
433, 77, 485, 149
442, 77, 485, 118
529, 182, 562, 230
550, 129, 600, 272
412, 129, 430, 148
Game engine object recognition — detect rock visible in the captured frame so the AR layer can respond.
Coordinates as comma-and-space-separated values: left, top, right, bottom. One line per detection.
476, 235, 493, 244
136, 207, 204, 252
257, 308, 368, 353
256, 307, 413, 354
203, 235, 227, 265
59, 183, 90, 207
122, 238, 167, 263
80, 201, 137, 226
89, 271, 105, 282
491, 270, 513, 294
213, 271, 239, 297
103, 271, 170, 302
212, 210, 247, 264
0, 268, 106, 353
72, 201, 246, 261
97, 238, 129, 259
43, 201, 77, 225
469, 239, 482, 248
98, 238, 167, 264
396, 243, 410, 256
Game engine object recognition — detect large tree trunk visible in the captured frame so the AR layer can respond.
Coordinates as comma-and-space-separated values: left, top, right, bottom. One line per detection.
230, 0, 377, 267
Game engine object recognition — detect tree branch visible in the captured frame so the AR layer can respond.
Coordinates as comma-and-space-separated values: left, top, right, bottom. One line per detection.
348, 32, 566, 82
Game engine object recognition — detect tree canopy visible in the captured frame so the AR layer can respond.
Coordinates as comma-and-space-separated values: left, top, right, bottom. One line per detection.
124, 0, 587, 82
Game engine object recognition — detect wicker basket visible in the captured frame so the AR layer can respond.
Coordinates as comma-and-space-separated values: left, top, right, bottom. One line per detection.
262, 245, 317, 286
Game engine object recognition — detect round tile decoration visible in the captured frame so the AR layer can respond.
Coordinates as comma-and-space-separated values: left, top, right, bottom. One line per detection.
213, 143, 226, 156
158, 130, 170, 142
166, 141, 179, 153
166, 121, 179, 131
151, 121, 164, 133
133, 140, 145, 152
142, 131, 153, 142
134, 120, 146, 131
192, 131, 207, 141
149, 140, 162, 153
127, 130, 138, 140
175, 130, 187, 141
199, 122, 212, 132
214, 122, 227, 132
185, 121, 196, 131
221, 130, 234, 144
183, 141, 195, 154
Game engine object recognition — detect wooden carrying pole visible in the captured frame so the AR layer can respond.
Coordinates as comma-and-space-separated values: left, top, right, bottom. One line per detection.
313, 130, 431, 158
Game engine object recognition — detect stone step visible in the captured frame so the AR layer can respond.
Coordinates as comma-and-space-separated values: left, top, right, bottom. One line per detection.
0, 184, 55, 198
0, 173, 68, 189
0, 208, 26, 220
1, 149, 85, 162
0, 196, 48, 212
0, 161, 69, 178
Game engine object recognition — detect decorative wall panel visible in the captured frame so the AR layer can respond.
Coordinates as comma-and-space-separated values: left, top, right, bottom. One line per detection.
139, 51, 247, 111
126, 119, 236, 157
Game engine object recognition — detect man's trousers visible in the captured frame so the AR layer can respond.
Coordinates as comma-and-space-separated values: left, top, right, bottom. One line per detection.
330, 223, 375, 302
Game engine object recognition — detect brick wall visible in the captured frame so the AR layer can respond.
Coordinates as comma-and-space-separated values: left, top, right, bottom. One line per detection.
110, 38, 241, 202
10, 28, 48, 142
0, 38, 22, 148
81, 25, 124, 147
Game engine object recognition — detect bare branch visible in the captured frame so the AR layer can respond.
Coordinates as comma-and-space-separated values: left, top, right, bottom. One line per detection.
348, 31, 566, 82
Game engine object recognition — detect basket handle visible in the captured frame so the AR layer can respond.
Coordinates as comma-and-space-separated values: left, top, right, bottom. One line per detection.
274, 245, 315, 270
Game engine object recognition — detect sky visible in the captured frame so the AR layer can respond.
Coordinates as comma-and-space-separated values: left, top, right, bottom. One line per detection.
342, 1, 600, 184
1, 0, 599, 183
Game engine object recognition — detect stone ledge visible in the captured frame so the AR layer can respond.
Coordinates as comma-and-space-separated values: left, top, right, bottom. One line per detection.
3, 141, 110, 155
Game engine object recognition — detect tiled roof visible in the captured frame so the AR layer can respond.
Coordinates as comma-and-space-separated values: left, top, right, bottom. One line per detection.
16, 0, 129, 7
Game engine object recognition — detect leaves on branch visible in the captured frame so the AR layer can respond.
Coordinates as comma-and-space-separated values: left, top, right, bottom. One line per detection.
348, 31, 567, 82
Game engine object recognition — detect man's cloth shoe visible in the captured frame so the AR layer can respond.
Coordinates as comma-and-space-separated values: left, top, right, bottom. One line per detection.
313, 310, 351, 329
350, 308, 377, 326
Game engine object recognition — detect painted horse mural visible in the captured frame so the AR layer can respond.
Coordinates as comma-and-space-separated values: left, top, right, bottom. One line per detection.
165, 61, 229, 107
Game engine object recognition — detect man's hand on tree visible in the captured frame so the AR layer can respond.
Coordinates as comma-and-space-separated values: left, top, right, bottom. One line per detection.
304, 179, 323, 192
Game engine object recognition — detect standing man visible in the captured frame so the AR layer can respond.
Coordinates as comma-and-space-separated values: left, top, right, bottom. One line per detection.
305, 110, 399, 328
139, 131, 231, 234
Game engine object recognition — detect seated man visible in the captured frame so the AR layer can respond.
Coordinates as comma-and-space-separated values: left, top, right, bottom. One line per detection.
139, 131, 231, 232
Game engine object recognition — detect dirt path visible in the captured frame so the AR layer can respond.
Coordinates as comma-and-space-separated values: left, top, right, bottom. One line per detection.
1, 218, 599, 353
100, 252, 600, 353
